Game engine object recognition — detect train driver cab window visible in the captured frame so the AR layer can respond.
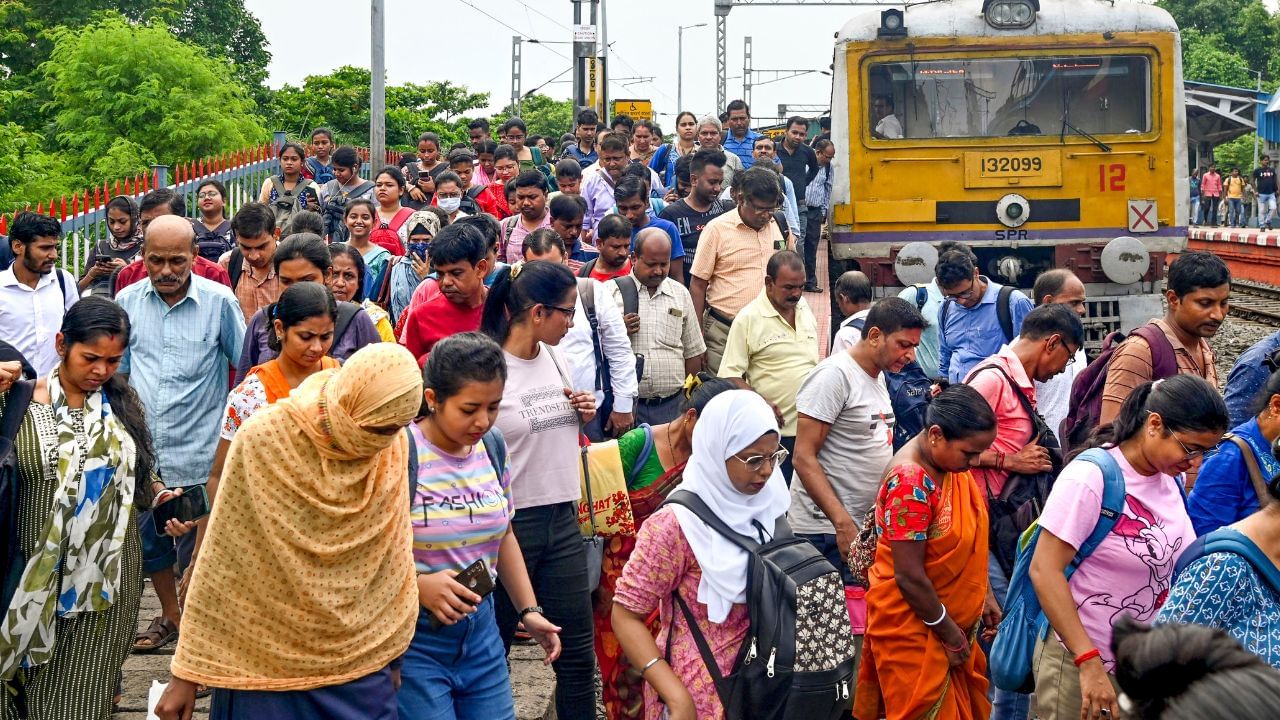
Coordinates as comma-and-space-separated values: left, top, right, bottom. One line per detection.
868, 55, 1151, 140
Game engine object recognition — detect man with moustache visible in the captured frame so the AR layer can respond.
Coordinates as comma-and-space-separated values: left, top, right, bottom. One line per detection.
608, 228, 706, 425
718, 250, 819, 482
116, 215, 245, 656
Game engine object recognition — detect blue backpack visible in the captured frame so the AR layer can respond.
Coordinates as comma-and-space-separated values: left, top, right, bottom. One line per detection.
989, 448, 1126, 693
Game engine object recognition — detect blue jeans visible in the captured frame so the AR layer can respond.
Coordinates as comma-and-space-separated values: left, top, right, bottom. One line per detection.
987, 550, 1031, 720
1228, 198, 1244, 226
398, 596, 515, 720
797, 532, 857, 586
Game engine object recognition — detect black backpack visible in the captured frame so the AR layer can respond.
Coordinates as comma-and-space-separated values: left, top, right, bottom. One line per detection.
965, 363, 1063, 577
664, 490, 856, 720
193, 220, 235, 263
0, 380, 35, 612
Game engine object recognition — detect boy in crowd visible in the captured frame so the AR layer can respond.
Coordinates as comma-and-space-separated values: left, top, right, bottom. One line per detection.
613, 177, 685, 284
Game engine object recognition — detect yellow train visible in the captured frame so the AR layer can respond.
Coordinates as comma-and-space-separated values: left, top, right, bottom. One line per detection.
829, 0, 1186, 341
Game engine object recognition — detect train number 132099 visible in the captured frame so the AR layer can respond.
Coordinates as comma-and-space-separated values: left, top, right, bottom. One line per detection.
981, 156, 1043, 174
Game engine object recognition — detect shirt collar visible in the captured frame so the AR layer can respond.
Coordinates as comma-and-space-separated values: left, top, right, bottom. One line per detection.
976, 276, 1002, 305
0, 266, 57, 290
993, 344, 1034, 391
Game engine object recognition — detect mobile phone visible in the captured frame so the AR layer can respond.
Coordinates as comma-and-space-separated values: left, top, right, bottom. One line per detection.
429, 558, 494, 629
151, 485, 210, 533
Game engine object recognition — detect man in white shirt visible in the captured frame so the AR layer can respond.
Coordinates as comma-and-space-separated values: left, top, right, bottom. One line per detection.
1031, 269, 1089, 439
0, 212, 78, 376
871, 95, 904, 139
831, 270, 872, 353
523, 234, 638, 440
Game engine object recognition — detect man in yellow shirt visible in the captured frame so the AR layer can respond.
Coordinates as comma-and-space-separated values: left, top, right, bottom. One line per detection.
1225, 166, 1247, 227
718, 250, 819, 483
689, 166, 787, 371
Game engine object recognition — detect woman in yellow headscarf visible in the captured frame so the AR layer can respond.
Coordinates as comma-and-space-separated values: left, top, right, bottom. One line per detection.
155, 343, 424, 720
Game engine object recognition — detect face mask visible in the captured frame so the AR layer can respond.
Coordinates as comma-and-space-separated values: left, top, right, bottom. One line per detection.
437, 197, 462, 214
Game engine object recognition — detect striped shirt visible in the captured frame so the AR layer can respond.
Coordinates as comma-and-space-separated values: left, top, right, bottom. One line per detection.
408, 423, 512, 580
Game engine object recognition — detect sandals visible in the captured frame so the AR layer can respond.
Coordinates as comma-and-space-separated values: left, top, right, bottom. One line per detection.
133, 615, 178, 653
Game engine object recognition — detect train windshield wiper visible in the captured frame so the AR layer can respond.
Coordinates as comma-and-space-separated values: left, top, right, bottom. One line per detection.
1060, 117, 1112, 153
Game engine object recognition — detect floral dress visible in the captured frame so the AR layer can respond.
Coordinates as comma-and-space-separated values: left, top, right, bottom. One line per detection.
614, 507, 750, 720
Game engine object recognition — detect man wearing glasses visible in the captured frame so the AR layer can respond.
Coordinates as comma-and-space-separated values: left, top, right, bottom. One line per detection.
689, 167, 788, 372
963, 303, 1083, 720
936, 248, 1033, 384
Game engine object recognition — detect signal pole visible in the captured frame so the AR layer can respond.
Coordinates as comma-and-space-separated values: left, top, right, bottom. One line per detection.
370, 0, 386, 166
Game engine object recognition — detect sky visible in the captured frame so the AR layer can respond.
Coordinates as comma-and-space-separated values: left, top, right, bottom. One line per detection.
243, 0, 864, 126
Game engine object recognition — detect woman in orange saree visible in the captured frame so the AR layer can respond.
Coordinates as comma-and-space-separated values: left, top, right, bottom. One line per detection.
855, 385, 1001, 720
593, 376, 741, 720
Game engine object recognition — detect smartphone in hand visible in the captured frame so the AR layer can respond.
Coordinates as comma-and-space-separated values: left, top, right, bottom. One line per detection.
151, 485, 211, 534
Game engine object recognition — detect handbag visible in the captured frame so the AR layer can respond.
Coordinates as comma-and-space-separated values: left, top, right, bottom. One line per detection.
575, 439, 636, 537
846, 505, 878, 589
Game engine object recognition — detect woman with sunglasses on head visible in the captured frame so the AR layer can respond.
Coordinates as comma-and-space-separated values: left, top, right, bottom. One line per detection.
1029, 375, 1228, 720
854, 384, 999, 720
480, 260, 597, 720
611, 389, 792, 720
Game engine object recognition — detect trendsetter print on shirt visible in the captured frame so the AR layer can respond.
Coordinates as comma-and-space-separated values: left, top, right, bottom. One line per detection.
519, 382, 578, 434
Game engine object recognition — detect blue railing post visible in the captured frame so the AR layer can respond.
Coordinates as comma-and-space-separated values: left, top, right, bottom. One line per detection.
272, 131, 287, 155
152, 164, 170, 188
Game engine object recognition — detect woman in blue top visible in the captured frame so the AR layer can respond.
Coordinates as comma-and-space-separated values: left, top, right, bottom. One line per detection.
1187, 368, 1280, 536
1156, 452, 1280, 669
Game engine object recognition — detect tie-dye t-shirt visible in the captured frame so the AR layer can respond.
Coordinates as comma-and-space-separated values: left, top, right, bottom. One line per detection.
407, 422, 512, 580
1037, 446, 1195, 669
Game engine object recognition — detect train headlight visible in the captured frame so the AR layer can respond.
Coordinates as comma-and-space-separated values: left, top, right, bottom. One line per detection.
996, 194, 1030, 228
878, 9, 907, 38
983, 0, 1038, 29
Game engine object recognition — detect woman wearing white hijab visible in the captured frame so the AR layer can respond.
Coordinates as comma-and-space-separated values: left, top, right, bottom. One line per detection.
611, 389, 790, 720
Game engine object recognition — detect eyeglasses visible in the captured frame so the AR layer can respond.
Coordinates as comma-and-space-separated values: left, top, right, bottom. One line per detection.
544, 304, 576, 319
196, 191, 221, 199
743, 200, 781, 215
942, 283, 977, 302
731, 447, 789, 473
1171, 433, 1221, 461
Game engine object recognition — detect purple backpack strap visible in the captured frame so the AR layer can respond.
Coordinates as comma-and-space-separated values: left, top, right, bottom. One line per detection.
1130, 324, 1178, 381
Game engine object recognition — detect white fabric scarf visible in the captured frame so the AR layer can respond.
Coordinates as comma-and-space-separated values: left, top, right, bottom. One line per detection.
670, 390, 790, 623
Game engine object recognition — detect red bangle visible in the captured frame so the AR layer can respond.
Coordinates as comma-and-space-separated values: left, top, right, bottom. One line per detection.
1073, 648, 1101, 667
943, 639, 968, 653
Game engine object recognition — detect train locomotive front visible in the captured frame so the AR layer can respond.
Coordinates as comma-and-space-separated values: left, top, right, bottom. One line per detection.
828, 0, 1186, 346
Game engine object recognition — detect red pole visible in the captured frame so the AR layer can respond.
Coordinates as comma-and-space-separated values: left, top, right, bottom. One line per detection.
35, 201, 43, 215
59, 196, 67, 220
0, 216, 7, 235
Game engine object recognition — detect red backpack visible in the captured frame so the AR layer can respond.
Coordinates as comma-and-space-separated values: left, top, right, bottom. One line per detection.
1060, 323, 1177, 454
370, 207, 412, 256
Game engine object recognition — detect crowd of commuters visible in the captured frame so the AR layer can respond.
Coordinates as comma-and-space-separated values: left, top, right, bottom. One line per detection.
1190, 157, 1279, 229
3, 104, 1280, 720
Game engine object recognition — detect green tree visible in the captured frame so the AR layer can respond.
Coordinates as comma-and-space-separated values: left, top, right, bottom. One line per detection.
267, 67, 490, 149
0, 121, 78, 213
0, 0, 272, 126
1215, 133, 1258, 172
42, 16, 266, 172
1159, 0, 1278, 82
1181, 29, 1252, 86
495, 94, 575, 141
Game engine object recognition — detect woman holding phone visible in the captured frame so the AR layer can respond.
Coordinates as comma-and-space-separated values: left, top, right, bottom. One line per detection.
398, 332, 561, 717
0, 297, 183, 719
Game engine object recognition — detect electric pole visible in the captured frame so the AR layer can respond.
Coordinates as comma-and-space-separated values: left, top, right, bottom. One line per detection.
370, 0, 386, 167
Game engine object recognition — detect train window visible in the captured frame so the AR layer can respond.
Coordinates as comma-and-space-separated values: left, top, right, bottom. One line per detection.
868, 55, 1151, 140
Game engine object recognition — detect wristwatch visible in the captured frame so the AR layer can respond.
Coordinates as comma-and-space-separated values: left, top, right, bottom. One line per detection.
518, 605, 544, 620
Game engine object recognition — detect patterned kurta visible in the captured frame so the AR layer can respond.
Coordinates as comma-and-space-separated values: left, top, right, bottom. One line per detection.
0, 400, 143, 720
1156, 550, 1280, 669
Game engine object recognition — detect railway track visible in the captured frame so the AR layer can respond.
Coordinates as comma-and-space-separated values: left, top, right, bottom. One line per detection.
1230, 281, 1280, 325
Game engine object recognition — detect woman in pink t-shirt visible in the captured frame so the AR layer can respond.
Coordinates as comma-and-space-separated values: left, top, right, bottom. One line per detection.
1030, 375, 1228, 720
